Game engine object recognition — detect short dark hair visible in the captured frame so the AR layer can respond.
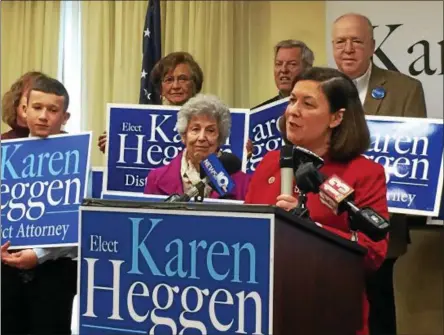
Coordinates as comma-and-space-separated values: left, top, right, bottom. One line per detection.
279, 67, 370, 162
27, 75, 70, 112
150, 51, 204, 98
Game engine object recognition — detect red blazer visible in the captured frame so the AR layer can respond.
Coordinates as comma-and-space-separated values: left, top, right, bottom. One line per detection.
245, 150, 389, 335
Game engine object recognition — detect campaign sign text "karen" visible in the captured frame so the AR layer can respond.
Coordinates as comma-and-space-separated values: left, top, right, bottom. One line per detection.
78, 206, 273, 335
104, 104, 248, 194
365, 116, 443, 216
1, 133, 91, 248
247, 98, 289, 174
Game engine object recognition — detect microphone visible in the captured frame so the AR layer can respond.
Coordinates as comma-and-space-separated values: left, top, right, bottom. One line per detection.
280, 145, 294, 195
280, 145, 325, 196
293, 145, 324, 169
165, 152, 241, 203
289, 148, 324, 218
295, 162, 390, 242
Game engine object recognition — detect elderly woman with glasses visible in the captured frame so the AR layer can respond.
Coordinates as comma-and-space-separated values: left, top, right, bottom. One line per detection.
150, 51, 204, 106
98, 52, 204, 152
144, 94, 250, 200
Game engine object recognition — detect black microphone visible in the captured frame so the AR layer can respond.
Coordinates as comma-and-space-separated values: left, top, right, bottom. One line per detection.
293, 145, 324, 169
295, 162, 390, 242
165, 152, 242, 203
290, 148, 324, 218
280, 145, 294, 195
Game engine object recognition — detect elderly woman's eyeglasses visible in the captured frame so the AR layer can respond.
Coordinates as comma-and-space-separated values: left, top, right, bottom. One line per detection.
162, 75, 191, 85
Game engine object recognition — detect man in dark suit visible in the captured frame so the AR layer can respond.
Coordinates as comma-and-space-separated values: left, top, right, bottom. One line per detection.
253, 39, 315, 109
332, 13, 427, 335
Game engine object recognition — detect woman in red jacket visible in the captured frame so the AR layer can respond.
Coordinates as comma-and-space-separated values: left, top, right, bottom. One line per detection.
245, 67, 389, 335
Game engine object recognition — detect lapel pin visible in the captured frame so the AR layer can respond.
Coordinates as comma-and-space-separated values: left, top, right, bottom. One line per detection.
371, 87, 386, 100
268, 176, 275, 184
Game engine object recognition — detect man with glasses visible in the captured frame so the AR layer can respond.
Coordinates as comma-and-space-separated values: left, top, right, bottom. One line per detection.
332, 13, 427, 335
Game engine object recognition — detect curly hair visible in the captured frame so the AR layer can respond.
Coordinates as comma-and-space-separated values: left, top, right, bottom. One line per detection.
150, 52, 204, 99
177, 94, 231, 146
2, 71, 46, 128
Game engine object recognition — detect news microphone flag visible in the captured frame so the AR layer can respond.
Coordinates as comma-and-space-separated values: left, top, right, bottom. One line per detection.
200, 153, 235, 196
319, 175, 355, 214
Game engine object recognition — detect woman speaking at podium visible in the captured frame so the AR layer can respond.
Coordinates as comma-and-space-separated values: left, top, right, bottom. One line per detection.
244, 67, 389, 335
144, 93, 250, 200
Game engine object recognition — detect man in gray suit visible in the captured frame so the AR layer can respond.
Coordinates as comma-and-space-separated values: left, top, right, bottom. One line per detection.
332, 13, 427, 335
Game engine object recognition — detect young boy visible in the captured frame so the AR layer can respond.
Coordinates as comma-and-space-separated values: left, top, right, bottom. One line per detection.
1, 75, 77, 334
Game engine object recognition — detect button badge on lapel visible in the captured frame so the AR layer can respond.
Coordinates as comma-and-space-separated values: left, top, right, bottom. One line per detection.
371, 87, 386, 100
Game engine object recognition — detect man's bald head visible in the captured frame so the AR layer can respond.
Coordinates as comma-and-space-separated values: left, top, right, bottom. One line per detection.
332, 13, 376, 79
334, 13, 374, 39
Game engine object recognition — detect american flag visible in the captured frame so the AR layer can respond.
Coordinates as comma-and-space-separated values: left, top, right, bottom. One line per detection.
139, 0, 161, 105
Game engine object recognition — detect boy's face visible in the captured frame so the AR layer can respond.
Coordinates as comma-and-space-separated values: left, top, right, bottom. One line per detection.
24, 90, 70, 137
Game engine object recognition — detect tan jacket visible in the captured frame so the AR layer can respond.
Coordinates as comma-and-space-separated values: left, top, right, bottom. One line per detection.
363, 64, 427, 258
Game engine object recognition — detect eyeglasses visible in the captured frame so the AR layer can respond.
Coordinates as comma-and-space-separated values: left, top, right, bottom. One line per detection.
162, 75, 191, 85
333, 38, 366, 50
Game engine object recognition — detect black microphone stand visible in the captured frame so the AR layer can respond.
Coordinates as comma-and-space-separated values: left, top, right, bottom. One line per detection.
347, 214, 359, 242
193, 188, 205, 202
290, 191, 311, 219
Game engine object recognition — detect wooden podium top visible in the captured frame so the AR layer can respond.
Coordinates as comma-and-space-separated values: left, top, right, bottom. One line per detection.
82, 198, 366, 255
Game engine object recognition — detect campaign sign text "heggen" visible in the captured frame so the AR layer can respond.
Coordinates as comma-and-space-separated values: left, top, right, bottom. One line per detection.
78, 207, 273, 335
1, 133, 92, 248
364, 116, 443, 216
104, 104, 248, 194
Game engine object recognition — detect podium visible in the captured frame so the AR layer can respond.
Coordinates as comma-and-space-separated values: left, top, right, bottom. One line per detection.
78, 199, 366, 335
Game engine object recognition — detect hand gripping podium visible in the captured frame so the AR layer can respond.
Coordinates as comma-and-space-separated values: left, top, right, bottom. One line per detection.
78, 199, 366, 335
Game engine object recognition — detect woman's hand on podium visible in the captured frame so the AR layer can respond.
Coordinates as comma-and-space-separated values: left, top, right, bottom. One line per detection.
276, 194, 299, 212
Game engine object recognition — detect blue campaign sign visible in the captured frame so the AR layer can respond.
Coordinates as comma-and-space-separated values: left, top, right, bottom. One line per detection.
1, 133, 91, 248
365, 116, 444, 216
104, 104, 248, 194
90, 167, 104, 199
225, 108, 249, 172
247, 98, 289, 174
78, 206, 273, 334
